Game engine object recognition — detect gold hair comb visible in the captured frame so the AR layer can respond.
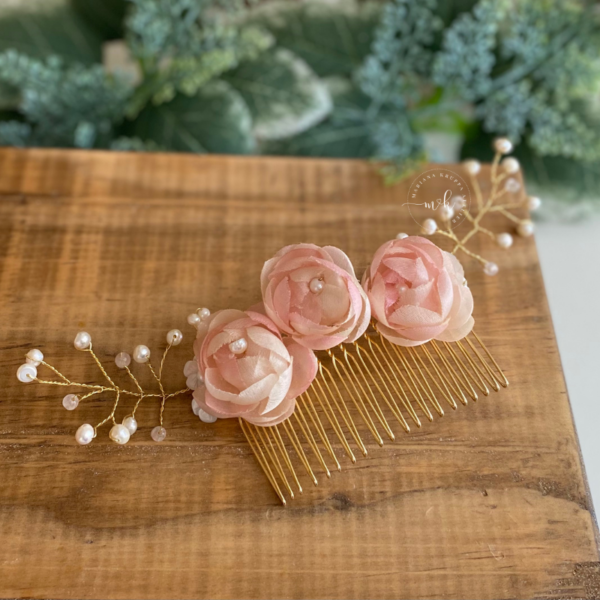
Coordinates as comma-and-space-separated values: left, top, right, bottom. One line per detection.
17, 233, 509, 506
239, 326, 507, 505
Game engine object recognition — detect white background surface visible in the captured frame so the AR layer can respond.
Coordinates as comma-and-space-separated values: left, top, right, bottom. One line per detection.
536, 220, 600, 512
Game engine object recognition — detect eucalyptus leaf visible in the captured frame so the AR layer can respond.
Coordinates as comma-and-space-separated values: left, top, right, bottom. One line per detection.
224, 48, 332, 141
263, 82, 421, 159
262, 85, 374, 157
0, 0, 104, 64
131, 81, 255, 154
249, 0, 381, 78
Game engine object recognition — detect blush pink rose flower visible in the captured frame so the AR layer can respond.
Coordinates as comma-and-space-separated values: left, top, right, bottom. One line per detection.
192, 309, 318, 426
362, 236, 474, 346
260, 244, 370, 351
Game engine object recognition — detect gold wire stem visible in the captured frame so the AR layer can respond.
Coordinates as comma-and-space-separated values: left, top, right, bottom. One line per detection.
79, 389, 104, 402
86, 346, 117, 388
40, 361, 71, 384
147, 362, 167, 426
431, 149, 529, 267
125, 365, 145, 416
94, 390, 121, 433
159, 343, 172, 380
240, 419, 286, 505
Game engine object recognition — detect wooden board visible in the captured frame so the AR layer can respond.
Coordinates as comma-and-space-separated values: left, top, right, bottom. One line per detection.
0, 148, 598, 600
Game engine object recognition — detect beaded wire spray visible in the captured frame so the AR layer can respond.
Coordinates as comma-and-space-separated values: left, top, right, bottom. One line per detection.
420, 137, 541, 277
17, 329, 191, 445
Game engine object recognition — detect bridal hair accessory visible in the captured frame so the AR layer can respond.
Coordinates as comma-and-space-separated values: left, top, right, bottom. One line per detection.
17, 238, 508, 505
422, 138, 541, 277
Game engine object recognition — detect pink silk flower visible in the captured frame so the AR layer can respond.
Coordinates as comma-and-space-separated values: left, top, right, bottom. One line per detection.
260, 244, 370, 351
362, 236, 474, 346
192, 309, 318, 426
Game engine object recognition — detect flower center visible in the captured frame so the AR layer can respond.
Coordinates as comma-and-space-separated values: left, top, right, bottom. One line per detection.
309, 277, 324, 294
229, 337, 248, 355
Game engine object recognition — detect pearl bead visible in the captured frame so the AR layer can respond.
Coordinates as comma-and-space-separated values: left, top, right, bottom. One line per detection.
183, 360, 197, 378
74, 331, 91, 351
229, 337, 248, 355
483, 262, 499, 276
115, 352, 131, 369
439, 205, 454, 221
75, 424, 94, 445
26, 349, 43, 366
493, 137, 513, 154
151, 426, 167, 442
62, 394, 79, 410
166, 329, 183, 346
133, 345, 151, 363
187, 375, 202, 390
527, 195, 542, 211
191, 398, 200, 416
504, 177, 521, 193
109, 424, 130, 445
496, 232, 513, 249
422, 218, 438, 235
198, 409, 218, 424
17, 363, 37, 383
395, 232, 408, 239
517, 220, 534, 237
398, 285, 408, 294
122, 416, 138, 435
462, 159, 481, 175
451, 196, 466, 210
501, 157, 520, 174
197, 307, 211, 320
309, 278, 324, 294
187, 313, 201, 328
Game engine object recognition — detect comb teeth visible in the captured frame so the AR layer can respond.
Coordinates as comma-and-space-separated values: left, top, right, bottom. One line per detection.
240, 330, 508, 505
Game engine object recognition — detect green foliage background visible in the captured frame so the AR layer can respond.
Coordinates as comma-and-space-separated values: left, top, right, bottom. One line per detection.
1, 0, 599, 215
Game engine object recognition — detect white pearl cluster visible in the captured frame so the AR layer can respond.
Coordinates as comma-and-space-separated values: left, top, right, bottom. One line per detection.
191, 398, 218, 423
184, 359, 203, 390
187, 307, 211, 329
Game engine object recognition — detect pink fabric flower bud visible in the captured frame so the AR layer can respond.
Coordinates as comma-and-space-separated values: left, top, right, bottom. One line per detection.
192, 309, 317, 426
260, 244, 370, 351
362, 236, 474, 346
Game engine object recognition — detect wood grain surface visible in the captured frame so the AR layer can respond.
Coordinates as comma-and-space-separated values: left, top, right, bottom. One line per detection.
0, 148, 598, 600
